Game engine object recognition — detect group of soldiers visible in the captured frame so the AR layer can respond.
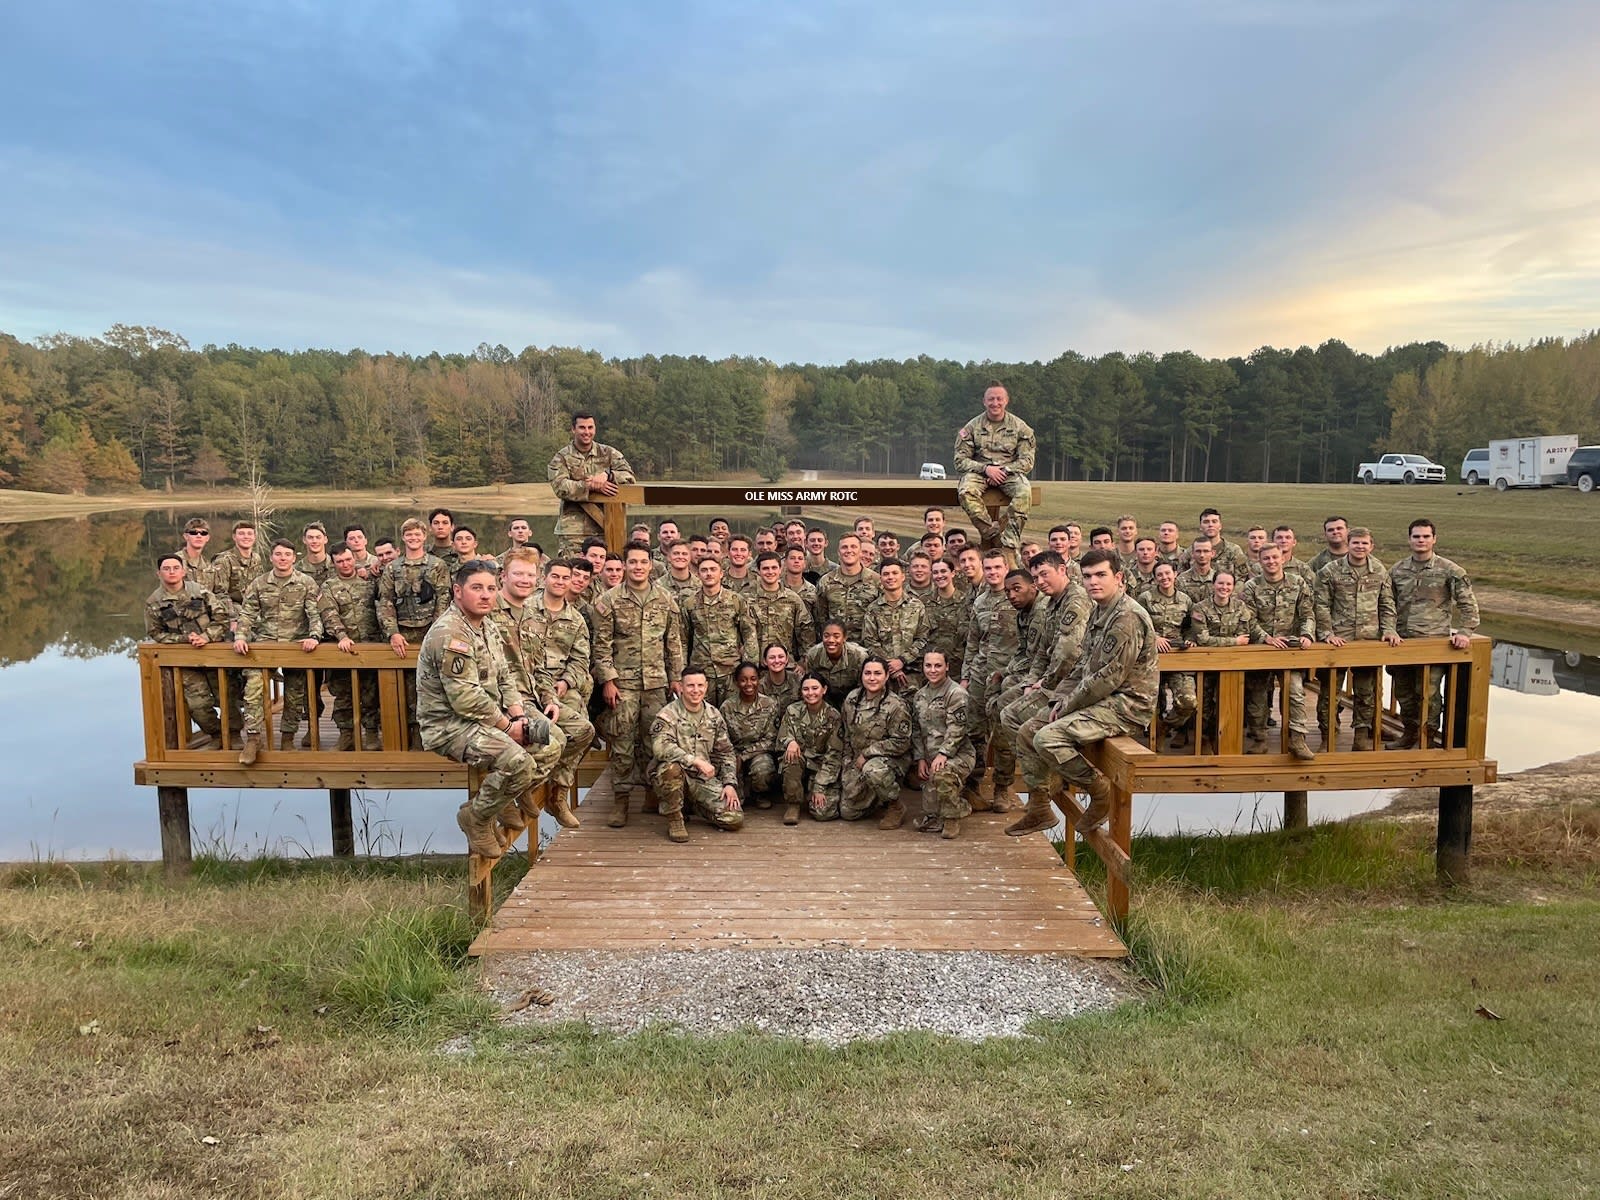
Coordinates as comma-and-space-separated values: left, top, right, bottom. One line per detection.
145, 393, 1482, 859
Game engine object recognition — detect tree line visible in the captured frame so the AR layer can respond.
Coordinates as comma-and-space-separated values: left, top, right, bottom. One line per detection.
1, 324, 1596, 494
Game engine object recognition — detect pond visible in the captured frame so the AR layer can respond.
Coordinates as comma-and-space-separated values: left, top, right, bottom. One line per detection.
0, 507, 1595, 859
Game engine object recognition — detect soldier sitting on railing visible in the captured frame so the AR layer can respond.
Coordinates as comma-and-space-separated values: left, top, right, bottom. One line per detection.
146, 553, 231, 749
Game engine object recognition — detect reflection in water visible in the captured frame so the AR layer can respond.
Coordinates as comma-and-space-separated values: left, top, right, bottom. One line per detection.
2, 507, 1597, 857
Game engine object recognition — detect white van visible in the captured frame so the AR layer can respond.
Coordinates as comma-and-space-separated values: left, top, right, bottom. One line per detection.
1460, 448, 1489, 485
918, 462, 947, 480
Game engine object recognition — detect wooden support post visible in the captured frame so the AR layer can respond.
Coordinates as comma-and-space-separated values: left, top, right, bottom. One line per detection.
329, 788, 354, 857
1106, 784, 1133, 929
1283, 790, 1308, 830
1437, 783, 1473, 885
467, 856, 495, 924
158, 785, 192, 876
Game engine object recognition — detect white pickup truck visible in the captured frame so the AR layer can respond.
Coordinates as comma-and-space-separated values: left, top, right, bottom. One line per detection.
1356, 453, 1447, 484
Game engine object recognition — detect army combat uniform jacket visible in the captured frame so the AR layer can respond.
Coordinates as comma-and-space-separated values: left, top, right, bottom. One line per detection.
318, 573, 381, 642
1315, 556, 1396, 641
237, 570, 323, 642
591, 582, 685, 690
145, 580, 230, 643
815, 566, 882, 643
377, 554, 450, 637
1389, 555, 1480, 638
1054, 591, 1159, 728
953, 411, 1036, 478
546, 438, 637, 544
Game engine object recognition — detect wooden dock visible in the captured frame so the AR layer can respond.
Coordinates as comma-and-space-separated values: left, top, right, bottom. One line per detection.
470, 771, 1127, 960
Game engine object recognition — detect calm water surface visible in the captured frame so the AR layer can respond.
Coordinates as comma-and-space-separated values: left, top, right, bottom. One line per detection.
1, 508, 1596, 859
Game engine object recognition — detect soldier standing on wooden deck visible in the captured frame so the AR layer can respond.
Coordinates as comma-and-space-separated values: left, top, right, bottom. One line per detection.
1010, 548, 1159, 835
177, 517, 212, 585
592, 542, 685, 829
1239, 544, 1317, 760
1387, 519, 1480, 749
910, 649, 975, 839
318, 542, 383, 751
954, 382, 1035, 554
547, 412, 637, 557
208, 519, 267, 744
376, 517, 451, 749
1314, 527, 1399, 752
815, 534, 881, 643
647, 667, 742, 842
233, 539, 323, 763
146, 552, 230, 747
417, 561, 562, 860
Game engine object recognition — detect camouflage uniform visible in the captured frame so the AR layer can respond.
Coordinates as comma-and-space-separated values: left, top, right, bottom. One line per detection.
861, 592, 930, 691
145, 580, 230, 739
377, 553, 451, 746
815, 566, 882, 643
1189, 594, 1264, 741
648, 698, 742, 829
981, 596, 1046, 791
1138, 585, 1196, 725
1175, 566, 1218, 605
490, 595, 597, 798
1187, 536, 1251, 582
746, 584, 816, 663
961, 585, 1021, 789
784, 576, 823, 631
681, 587, 758, 707
659, 572, 700, 610
205, 544, 267, 736
803, 640, 870, 710
417, 604, 564, 821
179, 550, 211, 588
720, 693, 782, 797
236, 570, 323, 740
298, 554, 336, 587
723, 570, 759, 598
1307, 548, 1344, 577
759, 667, 803, 714
922, 588, 970, 680
1315, 556, 1396, 735
779, 701, 844, 820
1239, 572, 1315, 738
998, 585, 1092, 760
547, 437, 637, 554
911, 678, 975, 821
1282, 557, 1316, 588
1155, 546, 1184, 570
1390, 553, 1480, 735
317, 572, 383, 742
833, 688, 913, 821
954, 411, 1036, 549
1017, 592, 1158, 792
591, 582, 685, 790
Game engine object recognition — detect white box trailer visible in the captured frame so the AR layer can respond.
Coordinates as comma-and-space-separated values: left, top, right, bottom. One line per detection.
1488, 435, 1580, 490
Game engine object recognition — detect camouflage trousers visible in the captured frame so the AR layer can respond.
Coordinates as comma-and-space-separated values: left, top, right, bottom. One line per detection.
782, 762, 840, 821
326, 667, 381, 735
1162, 672, 1197, 725
425, 718, 567, 820
958, 472, 1031, 549
649, 762, 744, 829
398, 625, 431, 749
1390, 665, 1447, 733
1245, 669, 1311, 735
916, 751, 976, 819
598, 686, 668, 788
547, 701, 596, 795
243, 665, 309, 738
1017, 699, 1144, 790
1329, 667, 1381, 732
974, 674, 1028, 788
840, 756, 908, 821
736, 751, 778, 796
178, 668, 221, 736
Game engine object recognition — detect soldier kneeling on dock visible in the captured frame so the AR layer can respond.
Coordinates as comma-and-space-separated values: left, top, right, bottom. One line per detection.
417, 560, 565, 860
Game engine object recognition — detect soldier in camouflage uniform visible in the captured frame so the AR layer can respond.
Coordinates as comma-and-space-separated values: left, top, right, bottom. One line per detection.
997, 553, 1092, 792
815, 535, 882, 642
317, 542, 383, 750
1138, 562, 1196, 746
232, 539, 324, 763
1188, 571, 1265, 751
723, 535, 759, 596
804, 621, 871, 709
1387, 519, 1480, 748
910, 649, 975, 838
376, 518, 452, 749
648, 668, 742, 843
1175, 538, 1219, 604
489, 550, 592, 827
1314, 527, 1399, 751
298, 521, 335, 586
778, 674, 844, 824
976, 567, 1044, 809
1187, 509, 1252, 581
207, 520, 268, 744
1307, 516, 1350, 578
747, 552, 815, 663
178, 518, 212, 585
1238, 544, 1317, 759
954, 382, 1036, 551
146, 552, 230, 746
1011, 549, 1159, 835
781, 547, 823, 630
658, 541, 700, 608
922, 557, 969, 680
593, 543, 686, 826
721, 663, 782, 805
416, 562, 563, 858
681, 557, 759, 707
861, 561, 930, 692
759, 644, 803, 714
1273, 526, 1316, 587
834, 658, 914, 827
1155, 521, 1184, 569
960, 551, 1023, 809
547, 412, 636, 556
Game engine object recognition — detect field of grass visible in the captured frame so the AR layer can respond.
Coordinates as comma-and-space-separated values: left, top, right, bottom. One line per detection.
4, 803, 1596, 1199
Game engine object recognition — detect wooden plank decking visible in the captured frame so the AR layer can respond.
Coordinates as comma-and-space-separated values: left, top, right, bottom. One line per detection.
471, 772, 1127, 960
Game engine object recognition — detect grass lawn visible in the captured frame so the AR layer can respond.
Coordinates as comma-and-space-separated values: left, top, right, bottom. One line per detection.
3, 804, 1596, 1199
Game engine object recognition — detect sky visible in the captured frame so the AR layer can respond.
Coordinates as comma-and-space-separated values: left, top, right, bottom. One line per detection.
2, 0, 1597, 364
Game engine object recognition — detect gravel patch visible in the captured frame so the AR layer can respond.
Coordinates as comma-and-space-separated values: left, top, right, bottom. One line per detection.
484, 948, 1132, 1046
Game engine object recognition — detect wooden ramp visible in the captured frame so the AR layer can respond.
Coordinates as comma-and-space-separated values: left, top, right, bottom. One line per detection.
470, 776, 1126, 960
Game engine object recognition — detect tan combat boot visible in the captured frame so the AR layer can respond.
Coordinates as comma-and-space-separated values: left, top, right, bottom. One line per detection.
940, 817, 961, 840
1352, 728, 1374, 752
1005, 789, 1057, 837
279, 729, 297, 751
876, 800, 906, 830
989, 786, 1020, 814
1245, 727, 1268, 754
1385, 724, 1419, 750
1288, 731, 1316, 761
962, 784, 994, 813
606, 787, 631, 828
1077, 774, 1114, 831
238, 734, 261, 766
334, 730, 355, 752
666, 812, 689, 843
456, 805, 505, 859
783, 802, 802, 826
545, 789, 581, 830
